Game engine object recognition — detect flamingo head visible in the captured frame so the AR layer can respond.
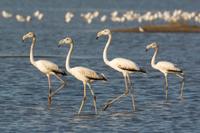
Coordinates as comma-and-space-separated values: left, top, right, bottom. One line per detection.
58, 37, 73, 46
22, 32, 35, 42
96, 28, 111, 39
145, 42, 158, 52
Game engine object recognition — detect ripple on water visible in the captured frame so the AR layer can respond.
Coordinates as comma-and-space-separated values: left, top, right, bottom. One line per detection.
0, 1, 200, 132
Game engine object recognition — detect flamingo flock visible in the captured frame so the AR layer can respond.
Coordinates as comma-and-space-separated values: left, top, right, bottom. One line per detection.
22, 28, 185, 114
2, 9, 200, 24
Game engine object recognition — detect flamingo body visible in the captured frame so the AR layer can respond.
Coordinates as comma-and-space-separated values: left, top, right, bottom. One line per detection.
108, 57, 141, 73
69, 66, 106, 82
155, 61, 182, 74
34, 60, 64, 75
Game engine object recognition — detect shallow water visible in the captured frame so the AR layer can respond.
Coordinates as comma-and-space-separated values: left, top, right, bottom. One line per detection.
0, 0, 200, 132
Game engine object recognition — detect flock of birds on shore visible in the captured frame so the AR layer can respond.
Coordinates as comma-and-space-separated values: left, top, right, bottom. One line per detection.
1, 9, 200, 24
22, 28, 185, 115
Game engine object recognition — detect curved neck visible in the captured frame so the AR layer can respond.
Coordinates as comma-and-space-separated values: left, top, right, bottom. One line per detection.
103, 34, 111, 65
30, 37, 36, 65
65, 43, 73, 71
151, 47, 158, 68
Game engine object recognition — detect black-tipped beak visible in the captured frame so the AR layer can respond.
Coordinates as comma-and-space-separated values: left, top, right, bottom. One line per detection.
22, 35, 27, 42
22, 37, 25, 42
96, 36, 99, 40
145, 48, 148, 52
58, 39, 64, 47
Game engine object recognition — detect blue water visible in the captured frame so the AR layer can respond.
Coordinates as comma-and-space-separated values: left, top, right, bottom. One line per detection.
0, 0, 200, 132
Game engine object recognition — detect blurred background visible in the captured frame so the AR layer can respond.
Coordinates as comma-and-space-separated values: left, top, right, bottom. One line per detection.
0, 0, 200, 132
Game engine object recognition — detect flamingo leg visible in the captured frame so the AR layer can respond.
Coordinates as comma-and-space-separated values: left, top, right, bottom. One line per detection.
87, 83, 97, 114
124, 74, 129, 95
78, 82, 87, 114
127, 74, 136, 111
48, 74, 66, 98
164, 74, 168, 100
103, 74, 128, 111
162, 76, 166, 93
176, 73, 185, 98
54, 74, 65, 84
50, 83, 65, 98
47, 75, 52, 106
103, 93, 126, 111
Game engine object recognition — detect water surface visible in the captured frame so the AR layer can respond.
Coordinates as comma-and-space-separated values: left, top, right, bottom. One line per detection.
0, 0, 200, 132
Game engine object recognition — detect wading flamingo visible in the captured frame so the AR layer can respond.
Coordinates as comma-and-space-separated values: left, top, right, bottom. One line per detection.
96, 29, 146, 111
58, 36, 107, 114
146, 42, 184, 100
22, 32, 66, 105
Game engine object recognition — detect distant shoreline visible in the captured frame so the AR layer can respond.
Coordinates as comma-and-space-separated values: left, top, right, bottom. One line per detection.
112, 23, 200, 33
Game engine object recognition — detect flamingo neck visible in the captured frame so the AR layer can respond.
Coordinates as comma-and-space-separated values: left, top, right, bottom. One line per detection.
30, 37, 36, 66
65, 43, 73, 72
103, 34, 111, 65
151, 47, 158, 69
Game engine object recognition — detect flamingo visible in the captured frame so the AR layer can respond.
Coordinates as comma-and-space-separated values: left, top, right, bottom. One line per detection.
58, 36, 107, 115
22, 32, 66, 105
96, 29, 146, 111
145, 42, 184, 100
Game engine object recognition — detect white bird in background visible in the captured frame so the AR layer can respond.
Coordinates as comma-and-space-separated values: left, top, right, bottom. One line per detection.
64, 12, 74, 23
37, 13, 44, 21
16, 14, 26, 22
26, 15, 32, 22
22, 32, 66, 105
146, 42, 184, 100
1, 10, 13, 18
33, 10, 40, 17
96, 29, 146, 111
100, 15, 107, 22
58, 37, 107, 115
33, 10, 44, 21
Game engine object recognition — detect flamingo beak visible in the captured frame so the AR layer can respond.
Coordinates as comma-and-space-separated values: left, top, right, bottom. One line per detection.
58, 39, 64, 47
22, 35, 26, 42
58, 44, 61, 47
96, 31, 102, 40
145, 45, 151, 52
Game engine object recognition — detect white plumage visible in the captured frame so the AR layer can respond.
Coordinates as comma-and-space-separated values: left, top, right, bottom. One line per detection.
22, 32, 66, 105
146, 42, 184, 100
96, 28, 146, 111
58, 37, 107, 115
109, 58, 141, 73
34, 60, 60, 74
155, 61, 181, 74
69, 66, 106, 82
